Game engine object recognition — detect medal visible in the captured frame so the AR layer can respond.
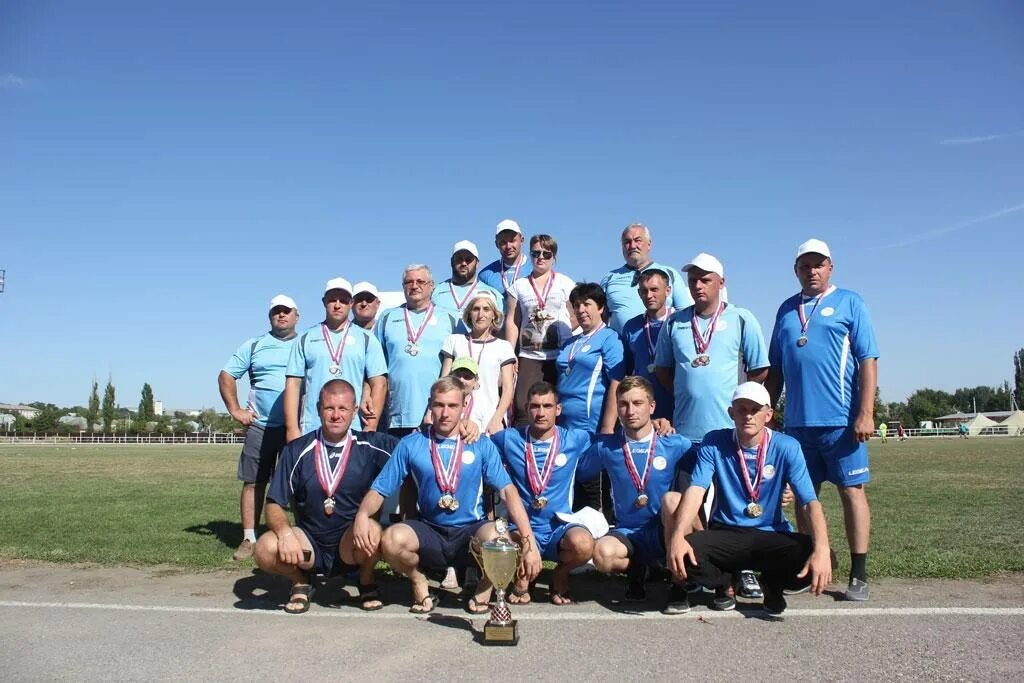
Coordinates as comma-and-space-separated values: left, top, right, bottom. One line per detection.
430, 429, 464, 514
533, 496, 548, 510
465, 334, 487, 365
439, 493, 455, 510
323, 497, 336, 516
328, 363, 339, 375
321, 323, 350, 378
622, 432, 657, 512
403, 304, 434, 358
734, 428, 772, 522
524, 428, 561, 513
796, 286, 834, 348
528, 271, 556, 313
745, 502, 763, 518
647, 363, 656, 373
313, 430, 352, 520
448, 280, 480, 312
797, 336, 808, 347
690, 302, 725, 370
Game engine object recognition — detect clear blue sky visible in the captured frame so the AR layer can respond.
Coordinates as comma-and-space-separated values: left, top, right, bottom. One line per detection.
2, 1, 1022, 412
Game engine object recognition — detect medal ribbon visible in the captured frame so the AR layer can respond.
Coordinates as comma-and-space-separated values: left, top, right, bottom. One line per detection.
500, 255, 525, 292
321, 323, 350, 368
429, 431, 464, 495
528, 272, 556, 310
448, 281, 479, 311
461, 395, 475, 421
622, 432, 657, 495
797, 285, 835, 337
568, 323, 605, 364
313, 430, 353, 498
733, 428, 772, 503
465, 334, 486, 364
691, 302, 726, 355
643, 307, 674, 357
403, 303, 435, 345
524, 428, 561, 497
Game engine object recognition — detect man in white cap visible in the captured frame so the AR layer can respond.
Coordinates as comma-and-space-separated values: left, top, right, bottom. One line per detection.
218, 294, 301, 560
432, 240, 504, 323
653, 252, 770, 600
600, 223, 692, 333
766, 238, 879, 602
479, 218, 532, 298
284, 278, 388, 439
666, 382, 834, 616
351, 281, 381, 331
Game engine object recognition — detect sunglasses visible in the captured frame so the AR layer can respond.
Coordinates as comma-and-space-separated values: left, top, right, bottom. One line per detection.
530, 249, 554, 260
403, 279, 431, 287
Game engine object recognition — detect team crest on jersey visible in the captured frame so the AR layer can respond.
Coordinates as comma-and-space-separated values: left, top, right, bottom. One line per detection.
462, 450, 475, 465
762, 464, 776, 480
821, 307, 835, 317
653, 456, 668, 471
554, 453, 568, 467
715, 320, 728, 331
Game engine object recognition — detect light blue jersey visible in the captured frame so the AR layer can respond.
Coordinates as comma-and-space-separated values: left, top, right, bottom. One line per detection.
479, 256, 531, 298
286, 324, 387, 432
692, 428, 817, 532
769, 286, 880, 428
653, 304, 769, 442
375, 305, 460, 428
600, 262, 693, 332
431, 278, 505, 324
580, 431, 692, 533
620, 312, 675, 421
555, 327, 626, 433
371, 429, 512, 527
222, 332, 297, 428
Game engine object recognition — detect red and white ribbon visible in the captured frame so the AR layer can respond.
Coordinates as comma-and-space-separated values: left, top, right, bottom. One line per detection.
429, 431, 464, 496
448, 281, 479, 311
404, 303, 435, 346
321, 323, 350, 369
734, 428, 772, 504
525, 428, 561, 497
691, 302, 725, 356
314, 430, 353, 499
622, 433, 657, 496
528, 272, 556, 310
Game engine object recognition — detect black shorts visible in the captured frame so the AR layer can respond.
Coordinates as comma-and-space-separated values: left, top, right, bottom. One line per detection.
402, 519, 488, 572
237, 425, 286, 484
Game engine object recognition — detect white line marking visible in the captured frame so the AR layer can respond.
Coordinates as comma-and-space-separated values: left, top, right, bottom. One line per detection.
0, 601, 1021, 619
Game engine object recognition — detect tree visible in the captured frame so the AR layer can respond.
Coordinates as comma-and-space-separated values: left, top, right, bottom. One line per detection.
952, 384, 1013, 413
873, 387, 885, 424
903, 388, 957, 428
139, 383, 154, 421
86, 379, 100, 431
102, 379, 116, 432
1015, 348, 1024, 408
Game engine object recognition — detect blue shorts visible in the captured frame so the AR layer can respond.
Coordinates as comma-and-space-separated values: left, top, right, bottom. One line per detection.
787, 426, 870, 487
300, 524, 357, 577
607, 522, 665, 568
536, 521, 586, 562
403, 519, 487, 572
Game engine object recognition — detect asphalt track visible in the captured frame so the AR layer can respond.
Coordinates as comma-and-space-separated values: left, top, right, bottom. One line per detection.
1, 563, 1021, 681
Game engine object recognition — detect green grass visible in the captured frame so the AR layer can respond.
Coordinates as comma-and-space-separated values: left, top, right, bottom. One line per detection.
0, 439, 1022, 578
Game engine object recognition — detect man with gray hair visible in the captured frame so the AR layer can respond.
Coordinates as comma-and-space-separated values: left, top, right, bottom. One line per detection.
600, 223, 692, 332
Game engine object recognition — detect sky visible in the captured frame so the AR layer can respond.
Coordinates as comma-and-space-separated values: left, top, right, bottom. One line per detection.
2, 1, 1022, 412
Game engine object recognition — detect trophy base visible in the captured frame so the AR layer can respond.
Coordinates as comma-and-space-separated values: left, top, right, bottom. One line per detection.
482, 620, 519, 646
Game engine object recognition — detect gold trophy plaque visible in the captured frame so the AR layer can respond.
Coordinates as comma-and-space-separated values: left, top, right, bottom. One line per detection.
470, 519, 522, 645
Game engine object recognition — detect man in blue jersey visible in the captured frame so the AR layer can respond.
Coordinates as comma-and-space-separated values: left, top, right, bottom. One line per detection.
353, 377, 542, 614
600, 223, 693, 333
585, 376, 696, 614
284, 278, 388, 440
219, 294, 300, 560
766, 238, 879, 602
432, 240, 504, 322
255, 380, 397, 614
620, 269, 675, 421
492, 381, 595, 605
666, 382, 834, 616
479, 219, 532, 298
376, 265, 461, 437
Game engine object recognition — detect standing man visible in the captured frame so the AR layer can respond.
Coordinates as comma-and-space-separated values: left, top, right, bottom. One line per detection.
479, 219, 532, 298
284, 278, 388, 440
620, 269, 675, 421
766, 238, 879, 602
432, 240, 504, 322
376, 265, 461, 436
600, 223, 692, 333
219, 294, 300, 560
352, 282, 382, 332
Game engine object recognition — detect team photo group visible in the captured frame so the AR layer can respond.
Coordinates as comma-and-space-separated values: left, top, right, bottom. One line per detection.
218, 220, 879, 618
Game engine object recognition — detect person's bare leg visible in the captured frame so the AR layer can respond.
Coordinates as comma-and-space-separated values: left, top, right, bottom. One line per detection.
551, 528, 593, 604
254, 527, 315, 612
253, 483, 267, 528
381, 523, 432, 611
470, 522, 498, 609
240, 483, 256, 532
592, 536, 631, 574
341, 522, 383, 609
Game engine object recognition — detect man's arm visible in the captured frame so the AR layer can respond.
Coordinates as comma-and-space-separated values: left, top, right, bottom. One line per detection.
747, 367, 769, 383
599, 378, 620, 434
352, 490, 387, 555
765, 368, 784, 408
504, 293, 520, 346
365, 375, 387, 432
283, 376, 303, 442
218, 371, 254, 426
654, 366, 674, 392
666, 484, 708, 580
265, 502, 304, 566
498, 484, 542, 581
853, 358, 878, 442
797, 500, 833, 594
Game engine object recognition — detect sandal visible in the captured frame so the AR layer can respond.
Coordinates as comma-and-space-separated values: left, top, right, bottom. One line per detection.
549, 591, 575, 606
359, 583, 384, 612
409, 591, 438, 614
507, 584, 533, 605
465, 596, 491, 615
284, 583, 313, 614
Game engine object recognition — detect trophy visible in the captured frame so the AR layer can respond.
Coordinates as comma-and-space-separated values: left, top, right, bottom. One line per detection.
470, 518, 523, 646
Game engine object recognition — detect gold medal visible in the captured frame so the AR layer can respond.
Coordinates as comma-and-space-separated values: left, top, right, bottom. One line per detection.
439, 494, 455, 510
797, 337, 808, 347
745, 502, 763, 518
635, 493, 649, 508
698, 354, 710, 366
533, 496, 548, 510
323, 497, 335, 516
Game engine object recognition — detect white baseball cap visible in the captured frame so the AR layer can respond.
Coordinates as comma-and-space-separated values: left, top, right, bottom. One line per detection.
352, 281, 379, 299
452, 240, 480, 259
682, 252, 725, 278
796, 238, 832, 261
495, 219, 522, 236
732, 382, 771, 407
269, 294, 298, 311
323, 277, 353, 294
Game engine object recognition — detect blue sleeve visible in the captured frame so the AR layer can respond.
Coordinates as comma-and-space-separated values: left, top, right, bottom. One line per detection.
285, 332, 306, 378
223, 338, 255, 379
849, 295, 880, 361
654, 316, 674, 368
689, 441, 718, 489
603, 333, 627, 381
739, 309, 770, 371
668, 266, 691, 310
267, 444, 297, 508
490, 428, 508, 456
783, 438, 818, 506
620, 326, 636, 374
577, 441, 605, 482
365, 333, 388, 378
370, 439, 410, 498
375, 311, 390, 358
481, 441, 513, 489
768, 304, 785, 371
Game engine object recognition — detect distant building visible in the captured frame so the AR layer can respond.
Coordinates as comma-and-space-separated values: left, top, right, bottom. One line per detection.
59, 415, 88, 430
153, 400, 164, 417
0, 403, 40, 419
932, 411, 1017, 428
0, 414, 14, 428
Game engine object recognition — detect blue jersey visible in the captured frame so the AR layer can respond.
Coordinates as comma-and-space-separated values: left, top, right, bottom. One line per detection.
431, 279, 505, 323
491, 426, 593, 540
222, 332, 297, 428
555, 327, 626, 433
692, 428, 817, 532
653, 304, 769, 442
375, 305, 460, 428
600, 262, 693, 332
286, 324, 387, 432
479, 256, 532, 298
769, 286, 880, 428
580, 431, 692, 532
620, 312, 674, 420
267, 430, 396, 546
370, 428, 512, 527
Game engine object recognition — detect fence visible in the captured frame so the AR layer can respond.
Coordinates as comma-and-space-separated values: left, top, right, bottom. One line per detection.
0, 433, 244, 445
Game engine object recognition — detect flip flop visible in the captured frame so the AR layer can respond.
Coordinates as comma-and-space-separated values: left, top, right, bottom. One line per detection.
359, 583, 384, 612
507, 586, 532, 605
409, 591, 438, 614
465, 596, 491, 615
284, 583, 313, 615
549, 591, 575, 606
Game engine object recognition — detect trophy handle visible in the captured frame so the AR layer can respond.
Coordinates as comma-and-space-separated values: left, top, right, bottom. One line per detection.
469, 536, 484, 571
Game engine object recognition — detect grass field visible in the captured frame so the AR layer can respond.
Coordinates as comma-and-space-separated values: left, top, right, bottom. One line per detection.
1, 438, 1022, 578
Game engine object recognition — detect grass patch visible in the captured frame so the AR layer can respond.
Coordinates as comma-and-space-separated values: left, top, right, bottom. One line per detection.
1, 439, 1022, 578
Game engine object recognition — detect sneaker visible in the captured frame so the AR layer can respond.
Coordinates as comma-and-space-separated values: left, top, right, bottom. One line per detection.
762, 583, 786, 617
736, 570, 763, 599
711, 586, 736, 611
624, 564, 648, 602
233, 539, 254, 561
661, 584, 691, 615
783, 584, 811, 595
441, 566, 459, 590
845, 577, 870, 602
